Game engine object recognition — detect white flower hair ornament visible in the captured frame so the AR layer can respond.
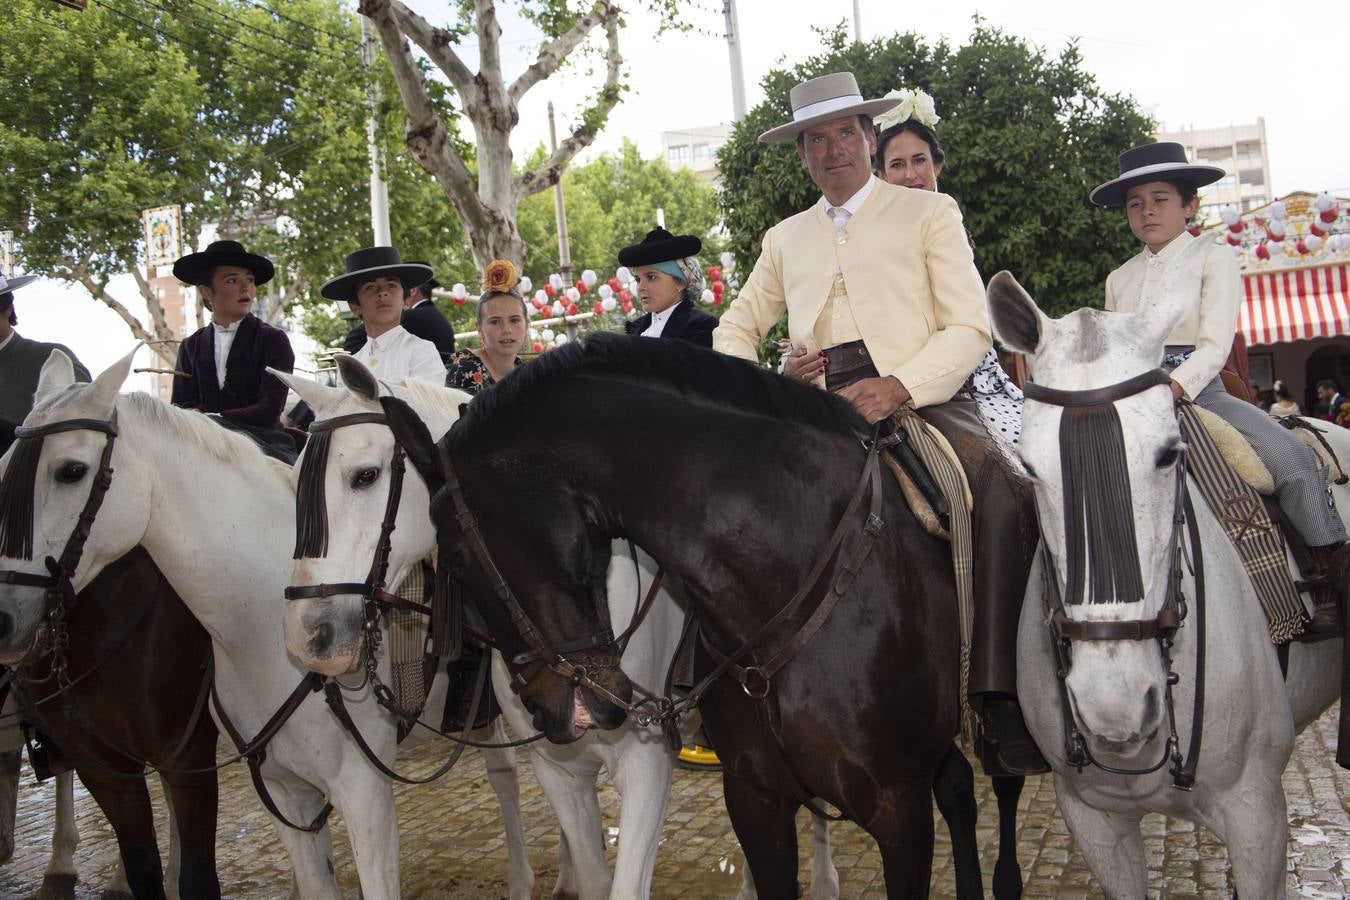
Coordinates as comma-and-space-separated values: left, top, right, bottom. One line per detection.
874, 88, 941, 133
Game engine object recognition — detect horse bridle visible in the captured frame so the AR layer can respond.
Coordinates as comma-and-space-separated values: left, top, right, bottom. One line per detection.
429, 423, 890, 736
1024, 367, 1206, 790
283, 411, 461, 687
0, 413, 119, 686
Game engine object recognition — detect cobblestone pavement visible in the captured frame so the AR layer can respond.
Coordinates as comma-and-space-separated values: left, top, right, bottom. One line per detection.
1, 706, 1346, 898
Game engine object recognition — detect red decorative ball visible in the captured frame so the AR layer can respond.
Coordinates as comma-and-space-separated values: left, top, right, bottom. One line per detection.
1255, 243, 1270, 260
532, 341, 543, 353
566, 302, 579, 316
1310, 222, 1327, 238
1321, 209, 1339, 224
454, 296, 467, 305
1296, 240, 1309, 255
618, 289, 632, 303
707, 265, 722, 282
575, 280, 588, 295
1187, 226, 1202, 237
593, 301, 604, 315
1226, 233, 1240, 246
711, 280, 724, 295
544, 283, 556, 298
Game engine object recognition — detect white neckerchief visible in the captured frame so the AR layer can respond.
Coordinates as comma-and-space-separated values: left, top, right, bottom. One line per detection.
0, 331, 14, 353
212, 318, 243, 389
641, 303, 680, 338
824, 174, 878, 237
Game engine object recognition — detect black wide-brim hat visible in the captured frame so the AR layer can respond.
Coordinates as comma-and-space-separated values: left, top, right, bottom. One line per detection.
320, 246, 434, 302
173, 240, 275, 287
0, 273, 39, 295
618, 228, 702, 267
1090, 142, 1225, 208
405, 260, 440, 291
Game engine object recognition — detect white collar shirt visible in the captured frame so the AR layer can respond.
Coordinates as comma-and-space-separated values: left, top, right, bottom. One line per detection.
823, 175, 878, 236
0, 332, 14, 353
351, 324, 446, 383
641, 304, 680, 338
212, 318, 242, 389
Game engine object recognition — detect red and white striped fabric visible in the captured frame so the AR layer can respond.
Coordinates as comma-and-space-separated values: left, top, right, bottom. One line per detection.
1239, 263, 1350, 346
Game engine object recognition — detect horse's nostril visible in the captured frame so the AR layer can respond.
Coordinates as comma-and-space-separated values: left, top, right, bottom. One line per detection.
1142, 686, 1159, 726
309, 621, 334, 656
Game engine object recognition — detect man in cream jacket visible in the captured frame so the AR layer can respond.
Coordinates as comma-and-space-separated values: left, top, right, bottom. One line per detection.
714, 71, 1047, 775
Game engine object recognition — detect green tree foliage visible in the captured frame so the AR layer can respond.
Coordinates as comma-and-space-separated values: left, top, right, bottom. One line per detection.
718, 22, 1153, 330
516, 139, 722, 281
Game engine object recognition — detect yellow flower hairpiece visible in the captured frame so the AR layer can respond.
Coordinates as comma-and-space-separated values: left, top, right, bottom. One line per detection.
481, 259, 521, 294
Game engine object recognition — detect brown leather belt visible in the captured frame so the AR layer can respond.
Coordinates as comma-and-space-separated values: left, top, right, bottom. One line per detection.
823, 340, 877, 392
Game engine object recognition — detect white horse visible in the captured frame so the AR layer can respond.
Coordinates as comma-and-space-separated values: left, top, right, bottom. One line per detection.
988, 243, 1343, 898
0, 349, 531, 899
275, 357, 841, 900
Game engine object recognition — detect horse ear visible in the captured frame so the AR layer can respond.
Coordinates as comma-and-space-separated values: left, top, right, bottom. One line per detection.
380, 396, 442, 492
1136, 235, 1214, 352
268, 367, 341, 411
86, 344, 138, 414
334, 353, 380, 402
34, 349, 77, 402
987, 271, 1045, 355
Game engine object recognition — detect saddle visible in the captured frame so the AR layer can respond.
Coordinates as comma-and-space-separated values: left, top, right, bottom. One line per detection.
1189, 406, 1274, 494
882, 413, 972, 540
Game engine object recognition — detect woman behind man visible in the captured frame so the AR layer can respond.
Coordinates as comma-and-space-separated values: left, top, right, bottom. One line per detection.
445, 260, 528, 393
872, 89, 1024, 454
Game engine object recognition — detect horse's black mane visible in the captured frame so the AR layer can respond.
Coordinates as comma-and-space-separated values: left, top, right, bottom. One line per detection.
457, 331, 867, 442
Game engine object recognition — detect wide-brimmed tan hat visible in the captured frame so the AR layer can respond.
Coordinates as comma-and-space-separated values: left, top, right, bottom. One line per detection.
759, 72, 898, 144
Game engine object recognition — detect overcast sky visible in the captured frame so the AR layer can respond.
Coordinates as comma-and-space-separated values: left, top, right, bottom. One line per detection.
14, 0, 1350, 390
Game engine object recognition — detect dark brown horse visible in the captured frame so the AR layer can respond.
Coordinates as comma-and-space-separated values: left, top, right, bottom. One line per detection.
383, 333, 985, 898
2, 546, 219, 899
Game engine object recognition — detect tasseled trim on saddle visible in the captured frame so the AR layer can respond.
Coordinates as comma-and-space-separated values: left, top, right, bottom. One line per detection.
293, 428, 332, 559
0, 436, 44, 560
1060, 404, 1145, 605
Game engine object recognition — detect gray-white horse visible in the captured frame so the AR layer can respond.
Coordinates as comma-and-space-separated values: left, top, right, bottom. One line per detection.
989, 240, 1343, 898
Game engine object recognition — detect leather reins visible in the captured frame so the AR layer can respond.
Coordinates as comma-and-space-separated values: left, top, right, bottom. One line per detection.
1024, 368, 1207, 790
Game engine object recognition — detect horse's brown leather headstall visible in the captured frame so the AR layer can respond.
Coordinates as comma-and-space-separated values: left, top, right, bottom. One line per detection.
0, 413, 119, 618
1025, 367, 1206, 789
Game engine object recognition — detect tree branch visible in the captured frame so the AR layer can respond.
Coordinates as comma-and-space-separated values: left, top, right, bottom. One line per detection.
474, 0, 504, 96
128, 262, 176, 347
508, 1, 616, 106
361, 0, 489, 237
62, 264, 177, 367
513, 9, 623, 200
384, 0, 474, 95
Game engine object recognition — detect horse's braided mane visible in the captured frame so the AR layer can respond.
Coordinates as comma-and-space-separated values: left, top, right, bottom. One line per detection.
457, 331, 866, 441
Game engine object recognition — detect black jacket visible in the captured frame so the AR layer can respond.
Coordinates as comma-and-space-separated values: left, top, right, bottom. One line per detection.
171, 314, 294, 429
344, 300, 457, 361
623, 298, 718, 348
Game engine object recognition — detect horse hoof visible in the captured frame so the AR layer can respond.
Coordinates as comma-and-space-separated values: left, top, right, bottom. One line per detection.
34, 872, 76, 900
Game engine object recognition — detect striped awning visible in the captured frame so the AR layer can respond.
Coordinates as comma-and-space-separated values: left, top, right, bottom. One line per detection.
1239, 263, 1350, 346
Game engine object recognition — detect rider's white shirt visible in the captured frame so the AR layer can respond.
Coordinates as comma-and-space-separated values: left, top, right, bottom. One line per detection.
351, 325, 445, 383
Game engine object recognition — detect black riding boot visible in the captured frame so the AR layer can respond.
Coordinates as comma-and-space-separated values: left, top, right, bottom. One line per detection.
1306, 543, 1346, 636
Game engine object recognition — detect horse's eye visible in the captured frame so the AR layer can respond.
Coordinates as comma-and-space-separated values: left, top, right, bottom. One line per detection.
1156, 444, 1182, 469
55, 462, 88, 484
351, 467, 380, 489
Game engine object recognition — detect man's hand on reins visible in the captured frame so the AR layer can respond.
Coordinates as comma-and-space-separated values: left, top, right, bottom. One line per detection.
838, 375, 910, 424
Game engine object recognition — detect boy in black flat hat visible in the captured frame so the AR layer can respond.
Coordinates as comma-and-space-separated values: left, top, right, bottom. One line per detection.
341, 261, 457, 361
171, 240, 297, 462
619, 228, 719, 347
